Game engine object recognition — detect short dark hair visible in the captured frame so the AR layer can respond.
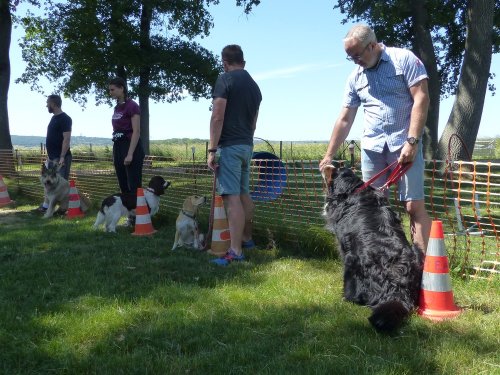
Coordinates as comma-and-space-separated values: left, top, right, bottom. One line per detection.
221, 45, 245, 65
47, 94, 62, 108
109, 77, 128, 98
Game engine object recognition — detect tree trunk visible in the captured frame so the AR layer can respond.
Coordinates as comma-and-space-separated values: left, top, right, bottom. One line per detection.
138, 92, 150, 155
0, 0, 13, 151
410, 0, 440, 160
438, 0, 494, 161
138, 0, 152, 155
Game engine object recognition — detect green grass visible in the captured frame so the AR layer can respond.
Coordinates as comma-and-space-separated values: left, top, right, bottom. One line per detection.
1, 193, 499, 374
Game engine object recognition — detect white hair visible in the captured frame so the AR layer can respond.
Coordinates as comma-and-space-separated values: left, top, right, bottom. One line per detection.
343, 25, 377, 45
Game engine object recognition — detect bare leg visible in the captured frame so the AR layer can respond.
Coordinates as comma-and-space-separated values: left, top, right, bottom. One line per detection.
223, 194, 245, 256
240, 193, 255, 243
405, 199, 432, 253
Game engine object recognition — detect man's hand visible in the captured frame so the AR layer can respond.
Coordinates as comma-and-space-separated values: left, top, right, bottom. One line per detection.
207, 152, 218, 171
398, 143, 417, 164
58, 157, 65, 166
319, 155, 332, 172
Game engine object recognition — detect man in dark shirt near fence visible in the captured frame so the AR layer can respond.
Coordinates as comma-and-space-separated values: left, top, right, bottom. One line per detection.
38, 94, 72, 212
208, 44, 262, 266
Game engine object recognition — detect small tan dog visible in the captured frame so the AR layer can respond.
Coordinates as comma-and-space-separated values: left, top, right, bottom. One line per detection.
172, 195, 206, 250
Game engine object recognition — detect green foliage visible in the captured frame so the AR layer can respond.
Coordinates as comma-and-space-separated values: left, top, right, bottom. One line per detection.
298, 225, 338, 258
16, 0, 222, 106
334, 0, 500, 98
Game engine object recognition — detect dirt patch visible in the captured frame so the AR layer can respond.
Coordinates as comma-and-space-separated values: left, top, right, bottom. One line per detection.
0, 209, 22, 224
0, 207, 34, 227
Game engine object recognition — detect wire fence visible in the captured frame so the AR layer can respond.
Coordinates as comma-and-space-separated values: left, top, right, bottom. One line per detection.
0, 147, 499, 280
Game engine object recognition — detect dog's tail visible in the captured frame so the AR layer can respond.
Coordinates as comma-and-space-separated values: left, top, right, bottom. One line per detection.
368, 301, 410, 332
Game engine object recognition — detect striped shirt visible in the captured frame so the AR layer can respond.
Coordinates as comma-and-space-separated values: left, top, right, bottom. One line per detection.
343, 44, 428, 152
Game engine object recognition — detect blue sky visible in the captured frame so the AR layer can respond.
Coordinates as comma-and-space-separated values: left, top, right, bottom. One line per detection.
8, 0, 500, 141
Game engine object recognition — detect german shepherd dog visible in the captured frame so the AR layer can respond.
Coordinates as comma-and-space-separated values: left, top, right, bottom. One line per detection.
322, 164, 424, 332
40, 162, 89, 218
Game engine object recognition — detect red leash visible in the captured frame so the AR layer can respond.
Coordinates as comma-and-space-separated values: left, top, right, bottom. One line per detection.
354, 161, 413, 193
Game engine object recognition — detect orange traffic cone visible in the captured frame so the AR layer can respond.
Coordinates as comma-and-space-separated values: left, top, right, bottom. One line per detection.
132, 187, 156, 236
66, 180, 85, 219
207, 195, 231, 256
418, 220, 461, 321
0, 175, 14, 207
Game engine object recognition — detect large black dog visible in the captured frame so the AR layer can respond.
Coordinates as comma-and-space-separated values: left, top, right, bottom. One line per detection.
322, 164, 424, 332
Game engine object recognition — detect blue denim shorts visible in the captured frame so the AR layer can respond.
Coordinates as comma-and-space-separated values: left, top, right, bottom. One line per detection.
216, 144, 253, 195
361, 143, 425, 201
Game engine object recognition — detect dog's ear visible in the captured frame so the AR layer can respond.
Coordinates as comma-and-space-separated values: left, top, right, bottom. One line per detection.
183, 196, 194, 212
149, 176, 170, 195
321, 165, 336, 190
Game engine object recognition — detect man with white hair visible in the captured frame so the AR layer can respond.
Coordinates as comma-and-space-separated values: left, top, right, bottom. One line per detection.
319, 24, 432, 252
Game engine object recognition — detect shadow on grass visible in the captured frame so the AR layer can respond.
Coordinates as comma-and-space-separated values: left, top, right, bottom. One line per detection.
0, 207, 498, 374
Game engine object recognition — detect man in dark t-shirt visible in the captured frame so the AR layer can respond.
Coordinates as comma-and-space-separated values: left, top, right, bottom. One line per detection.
38, 94, 72, 212
208, 44, 262, 266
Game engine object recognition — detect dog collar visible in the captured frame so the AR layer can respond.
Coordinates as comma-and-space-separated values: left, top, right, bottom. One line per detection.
182, 210, 196, 219
145, 187, 155, 194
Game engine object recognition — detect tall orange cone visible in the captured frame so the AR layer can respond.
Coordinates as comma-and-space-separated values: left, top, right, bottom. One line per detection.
132, 187, 156, 236
207, 195, 231, 256
0, 175, 14, 207
66, 180, 85, 218
418, 220, 461, 321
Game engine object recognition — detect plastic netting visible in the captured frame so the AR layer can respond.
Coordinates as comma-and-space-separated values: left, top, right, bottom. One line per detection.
0, 149, 498, 280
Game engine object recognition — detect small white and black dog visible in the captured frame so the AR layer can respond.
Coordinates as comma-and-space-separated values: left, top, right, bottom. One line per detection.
40, 161, 90, 218
93, 176, 170, 232
171, 195, 206, 250
322, 164, 424, 332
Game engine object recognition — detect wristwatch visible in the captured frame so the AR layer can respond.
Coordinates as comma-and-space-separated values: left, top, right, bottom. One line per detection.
406, 136, 419, 145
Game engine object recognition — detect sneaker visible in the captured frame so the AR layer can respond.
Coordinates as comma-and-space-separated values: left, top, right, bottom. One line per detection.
35, 204, 47, 212
242, 239, 256, 250
211, 249, 245, 266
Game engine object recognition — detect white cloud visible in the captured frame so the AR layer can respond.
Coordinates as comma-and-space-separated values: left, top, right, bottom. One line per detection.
253, 63, 342, 81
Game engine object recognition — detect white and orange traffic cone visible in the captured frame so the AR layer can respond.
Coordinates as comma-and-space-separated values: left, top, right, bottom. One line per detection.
0, 175, 14, 207
207, 195, 231, 256
418, 220, 461, 321
132, 187, 157, 236
66, 180, 85, 219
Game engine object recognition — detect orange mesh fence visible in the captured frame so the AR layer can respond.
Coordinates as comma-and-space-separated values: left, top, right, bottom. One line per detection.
1, 149, 498, 279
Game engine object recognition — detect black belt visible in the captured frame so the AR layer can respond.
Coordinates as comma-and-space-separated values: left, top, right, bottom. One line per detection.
112, 132, 129, 142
